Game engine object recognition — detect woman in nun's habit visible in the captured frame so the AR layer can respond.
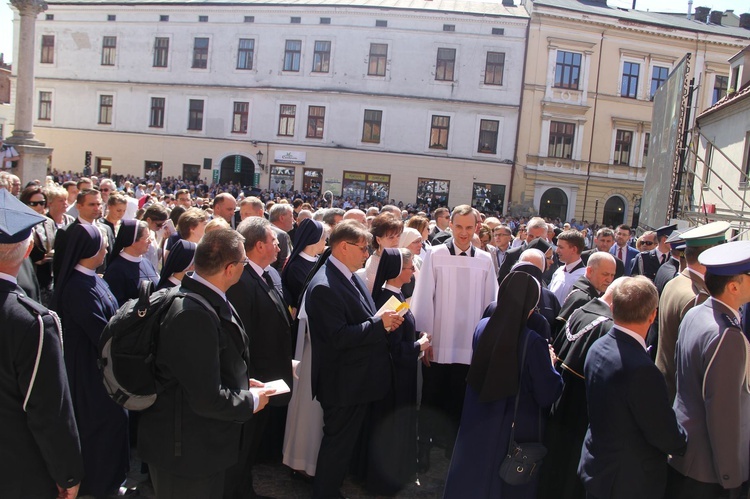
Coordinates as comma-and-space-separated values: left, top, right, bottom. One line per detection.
443, 271, 563, 499
281, 218, 327, 309
103, 219, 159, 303
156, 239, 196, 290
52, 223, 129, 498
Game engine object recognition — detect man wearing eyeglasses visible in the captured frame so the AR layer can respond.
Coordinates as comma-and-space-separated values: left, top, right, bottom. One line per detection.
630, 225, 676, 281
610, 224, 639, 275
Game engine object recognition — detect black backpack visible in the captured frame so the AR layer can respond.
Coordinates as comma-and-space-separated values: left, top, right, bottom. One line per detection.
99, 280, 218, 411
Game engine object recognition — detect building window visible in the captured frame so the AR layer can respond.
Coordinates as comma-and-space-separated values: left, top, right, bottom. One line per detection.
150, 97, 165, 128
548, 121, 575, 159
45, 14, 54, 20
362, 109, 382, 143
484, 51, 505, 86
443, 24, 455, 31
368, 43, 388, 76
703, 142, 713, 187
237, 38, 254, 70
713, 75, 728, 104
278, 104, 296, 136
188, 99, 204, 131
312, 41, 331, 73
307, 106, 325, 138
232, 102, 249, 133
621, 62, 640, 98
614, 130, 633, 165
38, 91, 52, 121
477, 119, 499, 154
159, 15, 169, 22
40, 35, 54, 64
198, 15, 208, 22
244, 16, 255, 23
320, 17, 331, 24
375, 20, 387, 27
98, 95, 113, 125
153, 37, 169, 67
192, 37, 209, 69
291, 16, 301, 23
435, 48, 456, 82
744, 133, 750, 183
643, 132, 650, 159
650, 66, 669, 100
429, 115, 450, 150
417, 178, 450, 207
554, 51, 581, 90
107, 14, 116, 21
283, 40, 302, 72
491, 28, 504, 35
101, 36, 117, 66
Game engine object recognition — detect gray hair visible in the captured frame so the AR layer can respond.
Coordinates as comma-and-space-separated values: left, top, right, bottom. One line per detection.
518, 248, 546, 272
527, 217, 548, 232
0, 235, 32, 265
237, 216, 272, 251
268, 203, 293, 223
322, 208, 346, 226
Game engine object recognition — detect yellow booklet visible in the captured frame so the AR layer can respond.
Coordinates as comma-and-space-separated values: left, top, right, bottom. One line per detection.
375, 295, 410, 318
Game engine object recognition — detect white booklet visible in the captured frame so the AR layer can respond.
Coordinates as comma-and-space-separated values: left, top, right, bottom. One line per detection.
249, 378, 290, 397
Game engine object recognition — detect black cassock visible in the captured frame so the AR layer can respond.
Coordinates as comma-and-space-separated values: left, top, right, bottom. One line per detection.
539, 297, 613, 499
60, 271, 130, 497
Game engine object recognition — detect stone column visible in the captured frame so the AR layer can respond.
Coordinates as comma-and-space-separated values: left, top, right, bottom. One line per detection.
7, 0, 51, 185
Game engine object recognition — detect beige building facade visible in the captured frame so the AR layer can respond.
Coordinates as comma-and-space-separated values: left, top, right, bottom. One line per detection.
514, 0, 749, 227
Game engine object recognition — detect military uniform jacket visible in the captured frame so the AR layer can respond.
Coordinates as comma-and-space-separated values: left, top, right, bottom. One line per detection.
629, 249, 663, 281
655, 269, 709, 403
671, 298, 750, 489
0, 278, 84, 497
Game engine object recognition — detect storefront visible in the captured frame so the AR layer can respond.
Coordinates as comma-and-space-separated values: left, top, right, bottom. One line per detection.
269, 166, 295, 193
303, 168, 323, 193
341, 171, 391, 204
472, 182, 506, 214
416, 177, 450, 209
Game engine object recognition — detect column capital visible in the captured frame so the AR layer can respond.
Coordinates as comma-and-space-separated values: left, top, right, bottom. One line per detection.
10, 0, 48, 17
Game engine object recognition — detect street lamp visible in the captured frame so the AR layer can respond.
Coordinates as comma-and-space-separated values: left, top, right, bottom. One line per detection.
256, 150, 265, 172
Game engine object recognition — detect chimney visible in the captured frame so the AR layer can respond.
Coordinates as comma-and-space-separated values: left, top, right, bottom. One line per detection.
740, 13, 750, 29
687, 0, 693, 20
694, 6, 710, 23
709, 10, 722, 25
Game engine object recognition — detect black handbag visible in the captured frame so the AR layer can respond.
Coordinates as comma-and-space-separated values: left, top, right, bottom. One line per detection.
498, 334, 548, 486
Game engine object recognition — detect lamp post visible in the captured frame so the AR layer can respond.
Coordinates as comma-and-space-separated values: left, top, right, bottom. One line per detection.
256, 150, 265, 172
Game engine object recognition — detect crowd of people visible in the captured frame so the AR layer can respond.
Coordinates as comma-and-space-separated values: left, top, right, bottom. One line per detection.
1, 167, 749, 499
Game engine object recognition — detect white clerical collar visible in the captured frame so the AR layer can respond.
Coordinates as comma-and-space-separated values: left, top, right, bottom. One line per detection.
74, 264, 96, 276
0, 272, 17, 285
384, 283, 402, 293
300, 252, 318, 262
120, 252, 142, 263
328, 255, 353, 280
565, 258, 583, 272
77, 217, 93, 225
614, 325, 647, 351
247, 259, 265, 278
190, 272, 227, 302
711, 297, 740, 322
168, 276, 181, 287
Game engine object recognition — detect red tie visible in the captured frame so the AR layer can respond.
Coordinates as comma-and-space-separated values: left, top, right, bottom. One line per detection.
618, 247, 623, 261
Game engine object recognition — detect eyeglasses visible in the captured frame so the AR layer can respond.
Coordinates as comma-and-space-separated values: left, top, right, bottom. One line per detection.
346, 242, 369, 253
27, 200, 46, 207
641, 241, 656, 247
100, 188, 111, 193
227, 257, 250, 268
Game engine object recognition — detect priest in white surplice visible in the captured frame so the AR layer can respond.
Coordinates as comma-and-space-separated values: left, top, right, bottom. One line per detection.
411, 205, 498, 468
548, 230, 587, 306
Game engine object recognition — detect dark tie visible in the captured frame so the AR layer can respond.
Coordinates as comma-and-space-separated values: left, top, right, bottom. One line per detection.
618, 247, 623, 261
459, 252, 467, 256
350, 275, 367, 299
661, 254, 667, 264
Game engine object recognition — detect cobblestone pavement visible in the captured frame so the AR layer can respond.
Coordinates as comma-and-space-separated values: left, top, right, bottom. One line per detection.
126, 446, 449, 498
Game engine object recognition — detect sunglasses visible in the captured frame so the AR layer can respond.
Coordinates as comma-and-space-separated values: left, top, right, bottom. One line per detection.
640, 241, 655, 246
27, 200, 46, 207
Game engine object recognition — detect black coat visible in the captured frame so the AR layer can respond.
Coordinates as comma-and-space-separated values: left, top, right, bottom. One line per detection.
138, 276, 256, 477
0, 279, 84, 497
629, 249, 663, 281
307, 261, 392, 406
227, 265, 293, 407
496, 244, 526, 285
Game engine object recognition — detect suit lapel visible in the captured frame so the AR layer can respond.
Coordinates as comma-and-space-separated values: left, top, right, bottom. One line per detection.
248, 268, 291, 326
328, 264, 375, 315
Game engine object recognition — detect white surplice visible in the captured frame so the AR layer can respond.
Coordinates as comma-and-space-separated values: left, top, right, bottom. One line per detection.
282, 295, 324, 476
411, 244, 498, 365
548, 265, 586, 306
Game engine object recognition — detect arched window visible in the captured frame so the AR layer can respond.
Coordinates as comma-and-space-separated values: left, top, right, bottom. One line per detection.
220, 155, 256, 186
602, 196, 625, 227
539, 188, 568, 220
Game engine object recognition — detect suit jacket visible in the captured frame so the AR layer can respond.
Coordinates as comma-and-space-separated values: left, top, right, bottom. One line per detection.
138, 276, 256, 477
609, 244, 638, 276
306, 260, 391, 407
227, 265, 293, 406
496, 243, 526, 285
671, 299, 750, 489
271, 225, 292, 272
0, 279, 84, 497
581, 248, 625, 279
579, 327, 687, 499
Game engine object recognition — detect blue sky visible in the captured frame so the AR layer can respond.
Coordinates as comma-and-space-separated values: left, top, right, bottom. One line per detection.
0, 0, 744, 63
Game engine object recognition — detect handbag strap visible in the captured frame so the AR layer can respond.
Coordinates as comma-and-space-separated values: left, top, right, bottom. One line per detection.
506, 332, 532, 455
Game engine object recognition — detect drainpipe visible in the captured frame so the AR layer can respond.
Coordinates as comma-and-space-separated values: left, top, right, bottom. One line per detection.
508, 12, 532, 215
582, 31, 605, 222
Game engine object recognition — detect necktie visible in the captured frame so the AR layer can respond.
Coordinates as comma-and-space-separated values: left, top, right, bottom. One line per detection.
262, 270, 275, 290
618, 247, 623, 261
660, 254, 667, 264
350, 275, 366, 299
459, 252, 467, 256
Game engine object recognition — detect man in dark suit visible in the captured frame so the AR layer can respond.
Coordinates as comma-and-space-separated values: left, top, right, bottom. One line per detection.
578, 276, 687, 499
138, 229, 274, 499
53, 188, 115, 281
0, 190, 84, 498
269, 203, 294, 272
225, 217, 294, 499
609, 224, 638, 275
581, 227, 625, 278
307, 220, 403, 499
630, 224, 677, 281
496, 216, 549, 284
428, 207, 451, 244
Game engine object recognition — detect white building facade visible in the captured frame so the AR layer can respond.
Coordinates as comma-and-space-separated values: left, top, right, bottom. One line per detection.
16, 0, 528, 210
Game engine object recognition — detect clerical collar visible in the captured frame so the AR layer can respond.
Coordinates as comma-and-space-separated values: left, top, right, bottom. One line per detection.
448, 241, 475, 256
74, 264, 96, 276
300, 252, 318, 262
190, 272, 227, 302
711, 297, 740, 322
247, 258, 266, 278
0, 272, 17, 285
614, 325, 647, 351
120, 252, 142, 263
328, 255, 353, 280
384, 283, 402, 294
565, 258, 583, 272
